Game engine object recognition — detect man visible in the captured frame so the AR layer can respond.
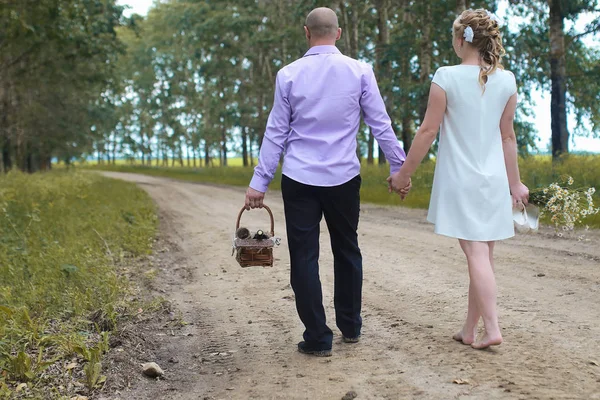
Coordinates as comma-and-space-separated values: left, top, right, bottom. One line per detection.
245, 7, 409, 357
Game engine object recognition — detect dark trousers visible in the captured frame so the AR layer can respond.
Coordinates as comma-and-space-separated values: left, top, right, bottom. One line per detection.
281, 174, 363, 350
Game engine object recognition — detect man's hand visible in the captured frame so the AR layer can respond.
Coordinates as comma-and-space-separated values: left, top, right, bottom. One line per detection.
387, 172, 412, 200
245, 187, 265, 210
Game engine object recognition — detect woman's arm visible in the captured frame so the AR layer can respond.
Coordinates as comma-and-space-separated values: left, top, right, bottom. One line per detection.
388, 83, 446, 192
500, 93, 529, 206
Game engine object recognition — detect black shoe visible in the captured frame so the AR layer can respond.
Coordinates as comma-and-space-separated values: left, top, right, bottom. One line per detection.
297, 341, 332, 357
342, 334, 361, 343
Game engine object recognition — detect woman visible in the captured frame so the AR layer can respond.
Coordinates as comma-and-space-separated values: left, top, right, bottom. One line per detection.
388, 9, 529, 349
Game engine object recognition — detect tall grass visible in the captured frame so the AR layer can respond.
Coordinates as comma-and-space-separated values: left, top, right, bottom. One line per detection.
0, 172, 156, 396
86, 154, 600, 228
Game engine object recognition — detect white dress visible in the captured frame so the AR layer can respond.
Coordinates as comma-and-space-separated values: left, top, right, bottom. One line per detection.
427, 65, 517, 241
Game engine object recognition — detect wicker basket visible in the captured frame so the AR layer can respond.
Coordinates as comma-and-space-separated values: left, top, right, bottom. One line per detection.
233, 205, 275, 268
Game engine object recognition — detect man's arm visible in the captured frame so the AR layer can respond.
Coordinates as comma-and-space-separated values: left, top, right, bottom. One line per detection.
246, 71, 292, 209
359, 66, 406, 174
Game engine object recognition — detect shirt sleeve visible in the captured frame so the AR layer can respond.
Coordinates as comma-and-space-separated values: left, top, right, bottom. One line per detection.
431, 67, 447, 91
249, 71, 292, 193
359, 66, 406, 174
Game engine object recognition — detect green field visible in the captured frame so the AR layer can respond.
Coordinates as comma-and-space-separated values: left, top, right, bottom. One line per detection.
84, 154, 600, 229
0, 172, 157, 397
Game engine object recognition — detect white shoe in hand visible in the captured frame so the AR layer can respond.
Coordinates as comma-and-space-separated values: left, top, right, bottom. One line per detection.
513, 203, 539, 233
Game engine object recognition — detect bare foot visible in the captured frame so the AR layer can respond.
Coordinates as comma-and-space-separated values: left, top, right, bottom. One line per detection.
471, 333, 502, 349
452, 328, 476, 345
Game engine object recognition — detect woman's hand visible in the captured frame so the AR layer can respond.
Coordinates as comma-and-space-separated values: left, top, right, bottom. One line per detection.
387, 172, 412, 200
510, 182, 529, 208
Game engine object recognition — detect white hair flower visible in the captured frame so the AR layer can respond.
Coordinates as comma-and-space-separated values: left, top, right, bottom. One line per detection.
463, 26, 474, 43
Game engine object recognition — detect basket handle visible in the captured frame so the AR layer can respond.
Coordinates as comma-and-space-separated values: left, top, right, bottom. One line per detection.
236, 205, 275, 236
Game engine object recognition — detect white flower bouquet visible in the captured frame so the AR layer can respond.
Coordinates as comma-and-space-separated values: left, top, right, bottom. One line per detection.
529, 176, 599, 231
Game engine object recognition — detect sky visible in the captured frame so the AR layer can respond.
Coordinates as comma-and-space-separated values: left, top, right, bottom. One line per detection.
117, 0, 600, 153
118, 0, 153, 17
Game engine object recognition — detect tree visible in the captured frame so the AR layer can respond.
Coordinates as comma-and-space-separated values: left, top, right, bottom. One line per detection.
509, 0, 600, 159
63, 0, 599, 168
0, 0, 127, 172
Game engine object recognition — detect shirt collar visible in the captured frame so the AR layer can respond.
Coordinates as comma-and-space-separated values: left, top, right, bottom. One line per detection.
304, 45, 341, 57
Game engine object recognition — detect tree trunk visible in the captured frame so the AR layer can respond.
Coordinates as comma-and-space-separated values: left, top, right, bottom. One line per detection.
338, 1, 352, 55
204, 141, 210, 167
350, 0, 360, 59
0, 94, 10, 172
242, 126, 249, 167
2, 138, 11, 172
375, 0, 390, 166
257, 93, 266, 147
112, 139, 117, 165
349, 0, 363, 161
44, 156, 52, 171
401, 116, 413, 152
25, 150, 34, 173
378, 146, 386, 165
278, 0, 288, 63
221, 125, 228, 167
419, 2, 432, 124
399, 0, 414, 152
179, 141, 184, 167
549, 0, 569, 159
456, 0, 467, 13
250, 131, 255, 167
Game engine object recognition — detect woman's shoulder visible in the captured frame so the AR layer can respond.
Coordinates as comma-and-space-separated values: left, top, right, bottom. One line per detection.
432, 66, 459, 89
495, 68, 516, 81
497, 68, 514, 75
434, 64, 483, 79
434, 65, 464, 74
496, 68, 517, 95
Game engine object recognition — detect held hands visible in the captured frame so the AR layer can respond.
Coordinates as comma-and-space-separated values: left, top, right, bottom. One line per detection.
245, 187, 265, 210
387, 171, 412, 200
510, 182, 529, 209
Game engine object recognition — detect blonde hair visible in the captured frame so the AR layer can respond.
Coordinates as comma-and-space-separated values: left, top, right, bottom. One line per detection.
453, 9, 506, 90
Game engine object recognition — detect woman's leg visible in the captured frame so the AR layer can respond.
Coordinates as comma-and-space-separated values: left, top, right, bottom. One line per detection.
489, 241, 495, 272
453, 241, 497, 344
453, 276, 480, 345
458, 240, 503, 349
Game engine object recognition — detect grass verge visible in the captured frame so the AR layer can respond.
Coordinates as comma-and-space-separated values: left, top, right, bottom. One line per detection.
0, 171, 157, 398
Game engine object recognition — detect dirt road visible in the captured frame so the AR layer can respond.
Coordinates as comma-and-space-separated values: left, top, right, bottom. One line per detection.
102, 172, 600, 400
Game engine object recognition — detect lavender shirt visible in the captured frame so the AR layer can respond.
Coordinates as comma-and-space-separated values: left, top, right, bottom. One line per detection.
249, 45, 406, 193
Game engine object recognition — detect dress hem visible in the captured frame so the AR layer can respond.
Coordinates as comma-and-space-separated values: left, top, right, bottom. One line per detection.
426, 218, 515, 242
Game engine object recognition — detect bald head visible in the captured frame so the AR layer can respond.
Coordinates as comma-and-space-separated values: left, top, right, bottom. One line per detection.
305, 7, 339, 40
